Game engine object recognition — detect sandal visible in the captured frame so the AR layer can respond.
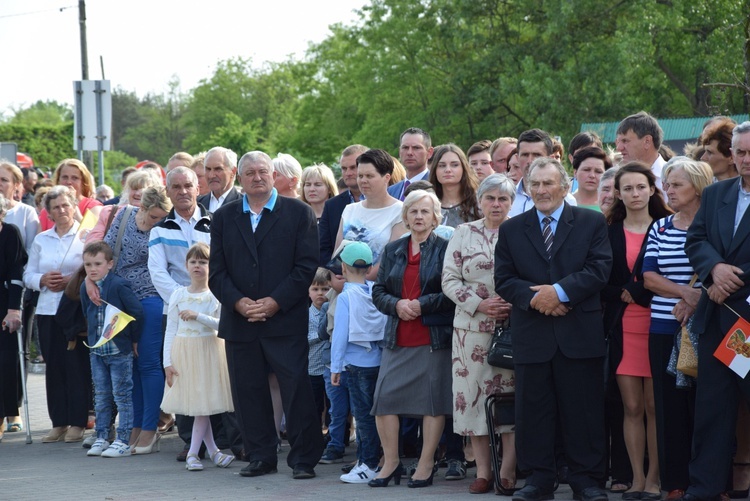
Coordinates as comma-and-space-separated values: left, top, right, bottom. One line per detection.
210, 450, 235, 468
610, 480, 632, 493
186, 454, 204, 471
6, 421, 22, 433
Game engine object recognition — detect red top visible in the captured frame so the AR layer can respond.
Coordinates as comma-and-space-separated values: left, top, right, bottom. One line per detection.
396, 240, 430, 347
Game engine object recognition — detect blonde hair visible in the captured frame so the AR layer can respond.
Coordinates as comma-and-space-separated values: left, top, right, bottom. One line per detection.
662, 157, 714, 198
300, 164, 338, 203
52, 158, 95, 198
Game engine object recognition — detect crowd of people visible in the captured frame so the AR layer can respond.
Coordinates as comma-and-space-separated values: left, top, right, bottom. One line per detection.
0, 110, 749, 501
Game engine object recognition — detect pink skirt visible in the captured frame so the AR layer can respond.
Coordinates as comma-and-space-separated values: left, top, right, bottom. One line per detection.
616, 304, 652, 377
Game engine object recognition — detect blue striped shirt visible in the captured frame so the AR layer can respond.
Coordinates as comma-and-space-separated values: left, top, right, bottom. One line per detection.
642, 215, 700, 334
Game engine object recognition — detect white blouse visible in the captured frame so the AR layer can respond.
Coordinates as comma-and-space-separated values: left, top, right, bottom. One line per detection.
23, 222, 84, 315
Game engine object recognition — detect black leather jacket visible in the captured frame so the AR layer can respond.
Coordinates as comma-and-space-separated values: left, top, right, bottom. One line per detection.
372, 232, 455, 350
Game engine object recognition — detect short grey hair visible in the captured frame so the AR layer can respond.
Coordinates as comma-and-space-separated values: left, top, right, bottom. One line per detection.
732, 121, 750, 149
204, 146, 238, 169
43, 185, 77, 213
273, 153, 303, 189
165, 166, 198, 188
238, 151, 274, 176
402, 189, 442, 229
598, 166, 619, 193
527, 157, 570, 192
477, 173, 516, 204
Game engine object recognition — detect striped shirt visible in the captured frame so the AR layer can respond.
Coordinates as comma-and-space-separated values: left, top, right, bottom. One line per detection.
642, 215, 700, 334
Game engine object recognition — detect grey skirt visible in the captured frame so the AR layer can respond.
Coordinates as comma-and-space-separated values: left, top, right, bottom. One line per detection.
371, 344, 452, 418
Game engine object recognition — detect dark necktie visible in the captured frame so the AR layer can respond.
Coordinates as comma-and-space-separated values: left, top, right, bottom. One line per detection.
542, 216, 553, 259
401, 180, 411, 201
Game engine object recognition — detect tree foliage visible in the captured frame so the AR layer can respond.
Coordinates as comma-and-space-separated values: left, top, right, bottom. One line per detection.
5, 0, 749, 168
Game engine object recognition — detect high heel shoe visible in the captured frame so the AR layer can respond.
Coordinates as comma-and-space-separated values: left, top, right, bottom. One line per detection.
42, 426, 69, 443
368, 462, 405, 487
132, 433, 161, 454
407, 468, 435, 488
157, 416, 175, 433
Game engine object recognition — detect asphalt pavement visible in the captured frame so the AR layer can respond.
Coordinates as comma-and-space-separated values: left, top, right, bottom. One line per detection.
0, 371, 589, 500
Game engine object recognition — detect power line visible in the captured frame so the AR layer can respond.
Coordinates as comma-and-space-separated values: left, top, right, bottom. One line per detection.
0, 5, 76, 20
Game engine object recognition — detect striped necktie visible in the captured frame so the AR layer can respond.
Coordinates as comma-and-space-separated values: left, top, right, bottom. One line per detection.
542, 216, 553, 259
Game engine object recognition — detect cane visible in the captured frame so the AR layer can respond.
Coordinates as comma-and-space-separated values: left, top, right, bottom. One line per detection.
13, 310, 33, 444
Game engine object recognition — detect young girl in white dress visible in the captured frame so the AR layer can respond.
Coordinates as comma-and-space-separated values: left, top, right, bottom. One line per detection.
161, 242, 234, 471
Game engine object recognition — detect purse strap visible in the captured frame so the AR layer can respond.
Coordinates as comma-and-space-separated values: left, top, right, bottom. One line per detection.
112, 206, 134, 266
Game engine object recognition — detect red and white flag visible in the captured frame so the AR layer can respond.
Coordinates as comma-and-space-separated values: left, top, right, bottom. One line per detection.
714, 317, 750, 378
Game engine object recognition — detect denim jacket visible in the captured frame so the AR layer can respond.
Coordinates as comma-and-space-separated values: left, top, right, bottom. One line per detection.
372, 232, 455, 350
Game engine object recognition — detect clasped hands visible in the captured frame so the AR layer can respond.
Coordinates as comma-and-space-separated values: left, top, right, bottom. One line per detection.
529, 284, 569, 316
396, 299, 421, 321
40, 270, 70, 293
707, 263, 744, 305
234, 296, 280, 322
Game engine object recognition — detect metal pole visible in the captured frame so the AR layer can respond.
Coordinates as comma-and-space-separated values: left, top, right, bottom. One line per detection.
75, 82, 84, 161
79, 0, 88, 80
95, 80, 105, 185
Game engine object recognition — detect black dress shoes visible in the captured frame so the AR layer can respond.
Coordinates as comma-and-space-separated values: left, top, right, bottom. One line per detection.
240, 460, 278, 477
292, 464, 316, 479
573, 486, 609, 501
512, 484, 556, 501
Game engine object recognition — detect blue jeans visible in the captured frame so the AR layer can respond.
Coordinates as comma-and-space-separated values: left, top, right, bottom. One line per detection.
131, 296, 164, 431
91, 352, 133, 443
344, 364, 380, 469
323, 367, 349, 452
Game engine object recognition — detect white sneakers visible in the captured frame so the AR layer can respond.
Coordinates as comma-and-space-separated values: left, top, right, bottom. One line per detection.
101, 440, 131, 458
87, 438, 110, 456
340, 462, 377, 484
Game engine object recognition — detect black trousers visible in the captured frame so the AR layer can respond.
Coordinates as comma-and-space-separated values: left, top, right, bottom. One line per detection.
225, 335, 324, 468
649, 332, 695, 492
687, 315, 749, 500
37, 315, 90, 427
0, 324, 19, 418
515, 350, 606, 493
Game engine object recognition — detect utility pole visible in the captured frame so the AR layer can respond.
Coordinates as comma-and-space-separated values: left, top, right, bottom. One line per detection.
78, 0, 93, 170
79, 1, 88, 80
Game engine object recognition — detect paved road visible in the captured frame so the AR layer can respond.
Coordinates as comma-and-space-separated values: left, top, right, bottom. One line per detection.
0, 372, 590, 500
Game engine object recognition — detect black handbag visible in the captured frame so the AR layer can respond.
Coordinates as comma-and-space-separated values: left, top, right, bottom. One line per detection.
487, 320, 513, 370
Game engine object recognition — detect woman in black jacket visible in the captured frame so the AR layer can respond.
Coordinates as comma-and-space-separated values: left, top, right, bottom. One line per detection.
370, 190, 455, 489
602, 163, 672, 498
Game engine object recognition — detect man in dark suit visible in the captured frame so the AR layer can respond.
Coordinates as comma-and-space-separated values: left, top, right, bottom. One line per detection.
197, 146, 242, 212
495, 157, 612, 501
683, 121, 750, 501
209, 150, 324, 480
318, 144, 367, 266
387, 127, 433, 201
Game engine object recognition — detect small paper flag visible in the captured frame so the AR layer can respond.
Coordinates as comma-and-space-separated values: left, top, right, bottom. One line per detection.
714, 317, 750, 378
84, 303, 135, 348
77, 209, 99, 242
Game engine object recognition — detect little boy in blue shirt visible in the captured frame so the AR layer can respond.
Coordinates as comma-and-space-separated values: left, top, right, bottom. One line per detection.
80, 242, 143, 457
331, 242, 386, 484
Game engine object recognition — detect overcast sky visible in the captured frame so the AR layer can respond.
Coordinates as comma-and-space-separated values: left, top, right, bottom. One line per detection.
0, 0, 365, 117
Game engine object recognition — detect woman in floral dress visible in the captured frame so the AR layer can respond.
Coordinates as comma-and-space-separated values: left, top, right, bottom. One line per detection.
442, 174, 517, 494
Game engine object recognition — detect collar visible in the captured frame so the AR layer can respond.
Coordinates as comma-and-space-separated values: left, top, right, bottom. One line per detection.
536, 202, 565, 224
739, 177, 750, 196
243, 188, 278, 214
211, 187, 234, 204
407, 169, 429, 183
95, 273, 109, 288
173, 206, 201, 225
